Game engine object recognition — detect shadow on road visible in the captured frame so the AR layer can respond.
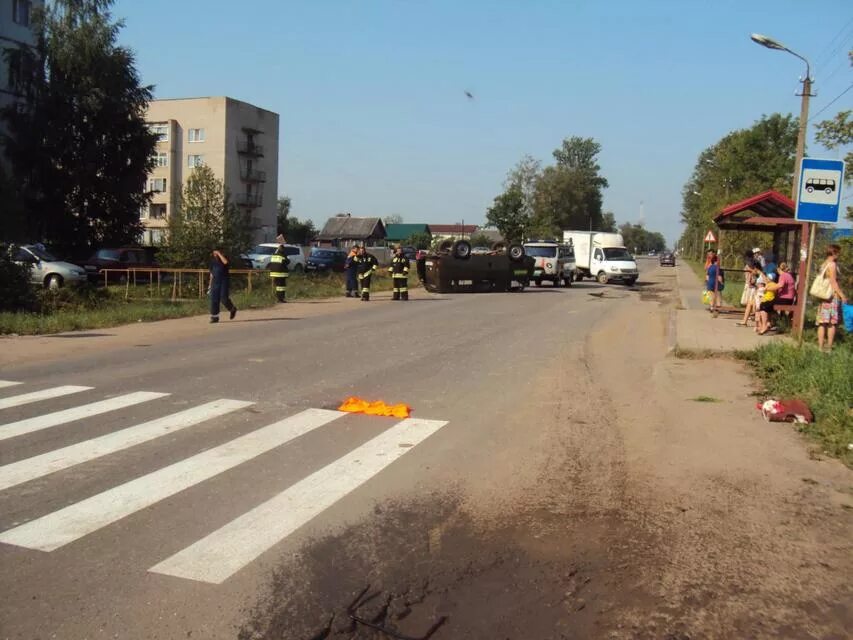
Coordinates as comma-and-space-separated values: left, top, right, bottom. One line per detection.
46, 333, 116, 338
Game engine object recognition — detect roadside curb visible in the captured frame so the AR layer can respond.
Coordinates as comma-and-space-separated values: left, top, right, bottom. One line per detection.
667, 308, 678, 354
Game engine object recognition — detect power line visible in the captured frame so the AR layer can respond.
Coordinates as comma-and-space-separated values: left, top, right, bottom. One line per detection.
820, 53, 851, 88
809, 82, 853, 122
814, 17, 853, 70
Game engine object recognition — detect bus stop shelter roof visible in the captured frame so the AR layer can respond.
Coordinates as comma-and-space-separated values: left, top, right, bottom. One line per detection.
713, 190, 802, 232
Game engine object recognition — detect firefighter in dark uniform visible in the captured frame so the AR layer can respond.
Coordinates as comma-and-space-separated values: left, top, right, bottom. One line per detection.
268, 244, 290, 303
355, 245, 379, 301
388, 246, 410, 300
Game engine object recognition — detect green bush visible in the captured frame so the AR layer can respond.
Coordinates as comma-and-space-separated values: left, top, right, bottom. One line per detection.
0, 250, 35, 311
35, 284, 112, 313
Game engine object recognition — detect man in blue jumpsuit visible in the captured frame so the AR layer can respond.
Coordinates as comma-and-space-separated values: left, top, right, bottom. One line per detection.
209, 248, 237, 323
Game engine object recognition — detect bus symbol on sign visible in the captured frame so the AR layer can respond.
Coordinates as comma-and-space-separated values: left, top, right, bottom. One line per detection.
805, 178, 835, 195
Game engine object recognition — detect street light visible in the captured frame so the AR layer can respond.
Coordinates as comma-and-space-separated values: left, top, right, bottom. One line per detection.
749, 33, 813, 200
750, 32, 815, 342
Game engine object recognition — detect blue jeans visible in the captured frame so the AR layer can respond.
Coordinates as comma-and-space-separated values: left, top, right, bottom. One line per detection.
346, 269, 358, 293
210, 276, 235, 318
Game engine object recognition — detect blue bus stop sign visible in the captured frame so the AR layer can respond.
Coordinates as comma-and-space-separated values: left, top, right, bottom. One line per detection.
795, 157, 845, 224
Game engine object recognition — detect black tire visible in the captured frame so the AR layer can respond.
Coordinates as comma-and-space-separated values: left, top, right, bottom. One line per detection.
597, 271, 608, 285
625, 278, 637, 286
535, 279, 542, 287
574, 272, 583, 282
508, 244, 525, 262
452, 239, 472, 260
292, 264, 304, 274
437, 239, 454, 253
564, 276, 572, 288
491, 241, 507, 252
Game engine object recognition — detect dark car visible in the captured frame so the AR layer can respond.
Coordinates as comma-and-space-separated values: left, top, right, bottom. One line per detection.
420, 240, 533, 293
401, 246, 418, 261
306, 248, 347, 272
82, 247, 158, 283
659, 251, 676, 267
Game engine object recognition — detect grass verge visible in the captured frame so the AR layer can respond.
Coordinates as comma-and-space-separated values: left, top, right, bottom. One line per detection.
0, 272, 419, 336
740, 342, 853, 468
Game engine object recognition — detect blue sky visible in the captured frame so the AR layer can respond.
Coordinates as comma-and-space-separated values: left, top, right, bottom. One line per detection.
115, 0, 852, 243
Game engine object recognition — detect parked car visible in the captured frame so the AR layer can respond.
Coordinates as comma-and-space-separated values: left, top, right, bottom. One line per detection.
659, 251, 676, 267
306, 248, 347, 272
245, 243, 305, 272
401, 246, 418, 261
5, 243, 87, 289
82, 247, 158, 283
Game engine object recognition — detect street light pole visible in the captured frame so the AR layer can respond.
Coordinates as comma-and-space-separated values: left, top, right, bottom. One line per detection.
750, 33, 815, 341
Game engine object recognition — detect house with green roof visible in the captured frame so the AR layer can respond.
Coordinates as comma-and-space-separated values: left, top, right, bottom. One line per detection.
384, 224, 431, 244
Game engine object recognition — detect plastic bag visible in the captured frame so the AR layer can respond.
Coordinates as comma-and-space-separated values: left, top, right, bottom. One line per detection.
843, 303, 853, 333
701, 290, 712, 305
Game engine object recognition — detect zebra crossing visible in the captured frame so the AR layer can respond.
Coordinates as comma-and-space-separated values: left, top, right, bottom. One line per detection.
0, 380, 447, 584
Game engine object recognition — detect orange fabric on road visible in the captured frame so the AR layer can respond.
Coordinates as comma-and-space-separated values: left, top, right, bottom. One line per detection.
338, 397, 411, 418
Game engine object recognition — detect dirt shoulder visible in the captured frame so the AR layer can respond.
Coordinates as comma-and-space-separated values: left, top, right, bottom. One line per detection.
238, 271, 852, 639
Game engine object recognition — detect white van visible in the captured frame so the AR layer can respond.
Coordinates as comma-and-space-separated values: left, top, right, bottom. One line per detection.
523, 240, 576, 287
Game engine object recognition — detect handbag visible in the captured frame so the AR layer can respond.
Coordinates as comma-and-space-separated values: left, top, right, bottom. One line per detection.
809, 265, 833, 301
701, 290, 712, 305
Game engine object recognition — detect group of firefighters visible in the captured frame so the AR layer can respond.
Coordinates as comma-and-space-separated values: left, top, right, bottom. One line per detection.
266, 243, 411, 303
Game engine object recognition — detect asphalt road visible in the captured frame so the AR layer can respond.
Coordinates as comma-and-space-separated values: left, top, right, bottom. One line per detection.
0, 274, 621, 639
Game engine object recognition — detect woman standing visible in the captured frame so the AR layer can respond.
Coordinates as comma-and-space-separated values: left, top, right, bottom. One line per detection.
738, 250, 756, 326
815, 244, 848, 353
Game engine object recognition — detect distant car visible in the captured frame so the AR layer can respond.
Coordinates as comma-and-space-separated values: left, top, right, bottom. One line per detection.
401, 246, 418, 261
306, 248, 347, 272
5, 243, 87, 289
245, 243, 305, 272
659, 252, 676, 267
82, 247, 158, 283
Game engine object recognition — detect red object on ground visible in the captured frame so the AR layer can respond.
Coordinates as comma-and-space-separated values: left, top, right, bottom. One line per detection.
757, 398, 813, 424
338, 397, 411, 418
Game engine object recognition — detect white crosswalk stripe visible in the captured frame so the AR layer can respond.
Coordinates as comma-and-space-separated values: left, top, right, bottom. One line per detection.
0, 391, 169, 442
150, 418, 448, 584
0, 408, 345, 551
0, 385, 92, 411
0, 399, 253, 491
0, 383, 449, 585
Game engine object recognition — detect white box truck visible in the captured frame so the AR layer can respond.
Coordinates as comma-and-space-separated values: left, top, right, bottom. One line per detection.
562, 231, 639, 285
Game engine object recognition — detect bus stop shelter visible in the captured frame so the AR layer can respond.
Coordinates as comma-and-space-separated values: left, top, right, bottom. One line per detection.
713, 189, 809, 334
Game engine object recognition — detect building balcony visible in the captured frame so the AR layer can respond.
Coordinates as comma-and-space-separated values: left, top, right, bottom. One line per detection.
240, 167, 267, 182
236, 140, 264, 156
235, 193, 263, 208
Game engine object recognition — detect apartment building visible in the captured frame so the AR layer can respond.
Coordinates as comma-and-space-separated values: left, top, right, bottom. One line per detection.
142, 96, 279, 245
0, 0, 43, 147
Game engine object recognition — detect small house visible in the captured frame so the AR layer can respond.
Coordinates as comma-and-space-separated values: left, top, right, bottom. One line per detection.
317, 215, 386, 248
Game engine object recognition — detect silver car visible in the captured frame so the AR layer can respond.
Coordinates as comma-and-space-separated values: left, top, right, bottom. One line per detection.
11, 244, 87, 289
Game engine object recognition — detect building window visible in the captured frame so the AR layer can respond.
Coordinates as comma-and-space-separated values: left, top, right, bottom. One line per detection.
13, 0, 31, 26
188, 128, 205, 143
149, 204, 167, 219
187, 154, 204, 168
150, 123, 169, 142
148, 178, 167, 193
154, 152, 168, 167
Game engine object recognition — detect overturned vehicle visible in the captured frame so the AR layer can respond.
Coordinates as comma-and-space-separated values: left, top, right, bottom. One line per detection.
417, 240, 534, 293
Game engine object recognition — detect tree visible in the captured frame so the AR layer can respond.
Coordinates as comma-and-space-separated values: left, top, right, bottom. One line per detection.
600, 211, 617, 233
531, 137, 609, 234
404, 231, 432, 250
1, 0, 157, 254
158, 165, 251, 267
486, 185, 526, 243
384, 214, 403, 225
280, 217, 316, 246
619, 223, 666, 253
468, 232, 495, 248
678, 113, 798, 257
276, 196, 291, 234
